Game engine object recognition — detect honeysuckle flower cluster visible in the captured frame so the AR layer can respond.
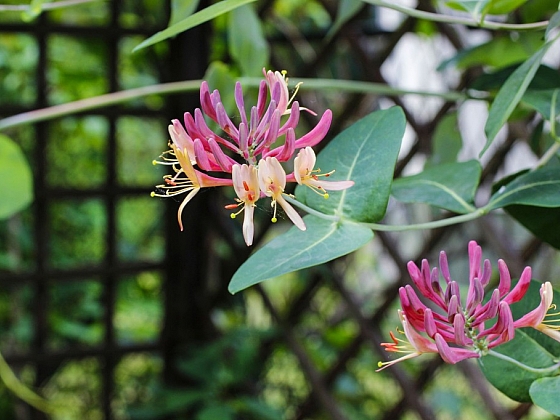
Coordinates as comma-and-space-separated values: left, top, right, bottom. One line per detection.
152, 69, 354, 246
377, 241, 560, 371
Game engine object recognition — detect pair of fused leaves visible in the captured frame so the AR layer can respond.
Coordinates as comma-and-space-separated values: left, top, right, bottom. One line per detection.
228, 107, 406, 294
479, 280, 560, 415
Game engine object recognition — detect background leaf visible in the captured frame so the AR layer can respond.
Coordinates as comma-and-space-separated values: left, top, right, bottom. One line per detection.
522, 88, 560, 120
487, 166, 560, 211
391, 160, 481, 214
325, 0, 364, 43
0, 134, 33, 219
228, 216, 373, 294
297, 107, 405, 223
133, 0, 257, 52
426, 112, 462, 167
169, 0, 200, 26
228, 4, 269, 76
478, 329, 557, 402
529, 377, 560, 415
483, 42, 552, 155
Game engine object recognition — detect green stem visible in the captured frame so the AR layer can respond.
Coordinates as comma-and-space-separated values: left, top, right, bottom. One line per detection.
0, 350, 56, 414
286, 194, 486, 231
0, 0, 101, 12
283, 195, 340, 222
362, 0, 549, 31
359, 208, 486, 232
0, 80, 202, 131
0, 79, 472, 131
487, 350, 560, 375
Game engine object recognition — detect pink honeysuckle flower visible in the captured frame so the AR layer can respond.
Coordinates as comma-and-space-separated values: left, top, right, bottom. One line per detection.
151, 144, 232, 230
377, 310, 439, 371
379, 240, 533, 370
292, 147, 354, 198
514, 282, 560, 342
258, 157, 305, 231
228, 164, 260, 246
152, 70, 353, 245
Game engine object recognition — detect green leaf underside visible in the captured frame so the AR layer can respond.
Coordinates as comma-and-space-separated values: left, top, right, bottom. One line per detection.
228, 216, 373, 294
487, 166, 560, 211
297, 107, 405, 223
530, 377, 560, 415
391, 160, 480, 214
478, 329, 557, 402
483, 43, 552, 156
0, 134, 33, 219
133, 0, 257, 52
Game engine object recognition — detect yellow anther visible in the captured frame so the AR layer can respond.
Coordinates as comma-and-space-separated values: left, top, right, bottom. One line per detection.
150, 191, 155, 197
271, 217, 277, 223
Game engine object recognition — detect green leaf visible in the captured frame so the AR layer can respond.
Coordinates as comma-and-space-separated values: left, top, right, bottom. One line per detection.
439, 32, 544, 71
510, 280, 560, 356
445, 0, 490, 15
505, 205, 560, 249
486, 166, 560, 211
228, 216, 373, 294
133, 0, 257, 52
545, 10, 560, 41
522, 88, 560, 120
0, 134, 33, 220
391, 160, 481, 214
169, 0, 200, 26
297, 107, 405, 223
478, 329, 557, 402
228, 4, 269, 76
470, 64, 560, 91
325, 0, 363, 43
426, 112, 462, 166
484, 0, 529, 14
197, 405, 235, 420
483, 42, 552, 156
530, 377, 560, 415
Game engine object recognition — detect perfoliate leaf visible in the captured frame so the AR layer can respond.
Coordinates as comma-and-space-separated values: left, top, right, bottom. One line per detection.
478, 329, 557, 402
298, 107, 405, 223
133, 0, 257, 52
391, 160, 481, 214
483, 42, 553, 156
0, 134, 33, 219
530, 377, 560, 415
487, 166, 560, 211
228, 216, 373, 294
228, 4, 269, 76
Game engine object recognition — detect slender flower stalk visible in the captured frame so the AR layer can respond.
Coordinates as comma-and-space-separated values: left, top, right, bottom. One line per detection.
379, 241, 535, 370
